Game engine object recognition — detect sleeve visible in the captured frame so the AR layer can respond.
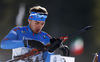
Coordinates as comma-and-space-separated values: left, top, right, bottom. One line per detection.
0, 27, 25, 49
43, 51, 54, 62
42, 33, 54, 62
45, 33, 52, 45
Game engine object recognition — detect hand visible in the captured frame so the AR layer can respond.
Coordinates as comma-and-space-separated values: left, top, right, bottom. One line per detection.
48, 38, 63, 52
27, 40, 46, 51
50, 38, 57, 44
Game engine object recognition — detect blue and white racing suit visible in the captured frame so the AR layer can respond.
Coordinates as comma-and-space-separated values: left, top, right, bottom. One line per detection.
1, 25, 54, 62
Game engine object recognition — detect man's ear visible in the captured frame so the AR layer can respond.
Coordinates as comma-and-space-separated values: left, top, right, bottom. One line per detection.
28, 19, 31, 24
28, 19, 31, 22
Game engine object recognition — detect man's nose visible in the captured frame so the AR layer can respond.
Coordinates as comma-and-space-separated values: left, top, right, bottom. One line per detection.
37, 25, 42, 29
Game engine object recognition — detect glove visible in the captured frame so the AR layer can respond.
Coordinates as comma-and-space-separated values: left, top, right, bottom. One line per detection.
24, 40, 46, 52
48, 38, 63, 52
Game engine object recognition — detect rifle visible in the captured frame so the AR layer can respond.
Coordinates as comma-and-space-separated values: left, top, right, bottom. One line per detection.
7, 26, 93, 62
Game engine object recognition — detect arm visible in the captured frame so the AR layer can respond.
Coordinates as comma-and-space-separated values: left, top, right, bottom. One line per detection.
0, 27, 25, 49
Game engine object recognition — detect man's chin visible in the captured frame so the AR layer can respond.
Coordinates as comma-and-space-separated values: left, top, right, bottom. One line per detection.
34, 31, 40, 34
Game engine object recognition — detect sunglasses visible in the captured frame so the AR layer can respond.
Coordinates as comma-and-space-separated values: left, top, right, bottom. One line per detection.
30, 12, 47, 18
36, 13, 47, 18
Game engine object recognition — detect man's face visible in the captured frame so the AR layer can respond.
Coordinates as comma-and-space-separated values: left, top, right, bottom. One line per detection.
28, 19, 45, 34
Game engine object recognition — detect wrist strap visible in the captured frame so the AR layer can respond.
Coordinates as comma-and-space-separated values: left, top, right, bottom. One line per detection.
24, 40, 28, 47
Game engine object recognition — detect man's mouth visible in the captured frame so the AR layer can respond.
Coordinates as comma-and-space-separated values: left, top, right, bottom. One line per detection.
35, 29, 40, 32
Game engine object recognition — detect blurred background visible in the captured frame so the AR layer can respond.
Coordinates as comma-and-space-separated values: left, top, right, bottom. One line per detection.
0, 0, 100, 62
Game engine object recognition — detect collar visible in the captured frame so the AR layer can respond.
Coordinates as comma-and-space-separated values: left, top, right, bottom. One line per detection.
27, 25, 41, 35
